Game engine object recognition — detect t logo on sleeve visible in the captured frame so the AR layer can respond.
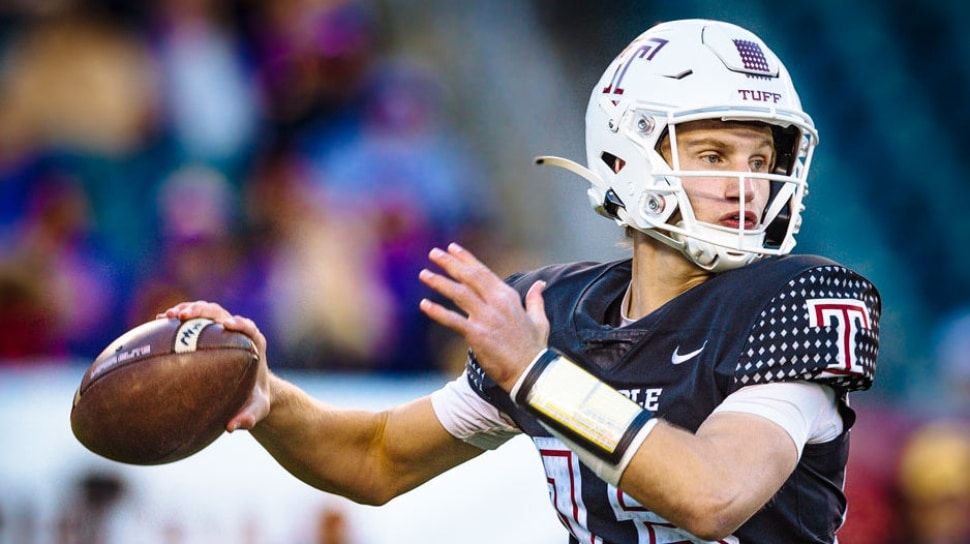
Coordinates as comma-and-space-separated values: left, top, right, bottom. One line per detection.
806, 299, 872, 377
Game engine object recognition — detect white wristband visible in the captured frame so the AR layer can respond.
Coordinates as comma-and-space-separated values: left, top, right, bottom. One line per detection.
511, 349, 655, 484
543, 418, 658, 486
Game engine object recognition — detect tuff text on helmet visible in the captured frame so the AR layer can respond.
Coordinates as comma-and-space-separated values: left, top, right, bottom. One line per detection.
738, 89, 782, 103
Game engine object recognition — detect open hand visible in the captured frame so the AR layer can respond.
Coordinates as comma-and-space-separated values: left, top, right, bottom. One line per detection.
418, 243, 549, 391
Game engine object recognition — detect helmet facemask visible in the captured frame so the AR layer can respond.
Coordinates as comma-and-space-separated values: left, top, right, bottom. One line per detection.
609, 110, 814, 272
536, 19, 818, 273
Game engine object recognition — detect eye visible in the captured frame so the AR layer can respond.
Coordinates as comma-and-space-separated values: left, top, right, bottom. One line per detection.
699, 153, 721, 165
749, 157, 768, 171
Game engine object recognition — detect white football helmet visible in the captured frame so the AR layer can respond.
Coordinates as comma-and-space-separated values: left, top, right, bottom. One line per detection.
538, 19, 818, 272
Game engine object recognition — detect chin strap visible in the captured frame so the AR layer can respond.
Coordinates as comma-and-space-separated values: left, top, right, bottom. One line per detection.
534, 156, 627, 221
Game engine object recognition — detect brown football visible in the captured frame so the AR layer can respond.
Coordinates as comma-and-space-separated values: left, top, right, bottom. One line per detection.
70, 317, 259, 465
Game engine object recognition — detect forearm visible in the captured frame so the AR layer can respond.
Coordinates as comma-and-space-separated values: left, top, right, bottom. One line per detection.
248, 375, 391, 503
249, 374, 483, 505
618, 413, 797, 540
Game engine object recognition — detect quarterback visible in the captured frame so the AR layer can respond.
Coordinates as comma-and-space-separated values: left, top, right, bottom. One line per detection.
165, 19, 880, 543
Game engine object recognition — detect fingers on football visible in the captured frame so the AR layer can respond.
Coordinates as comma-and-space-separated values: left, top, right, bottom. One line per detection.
157, 301, 194, 320
228, 315, 267, 353
157, 300, 231, 322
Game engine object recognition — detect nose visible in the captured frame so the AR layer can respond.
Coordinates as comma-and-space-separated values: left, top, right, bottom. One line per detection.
724, 173, 757, 203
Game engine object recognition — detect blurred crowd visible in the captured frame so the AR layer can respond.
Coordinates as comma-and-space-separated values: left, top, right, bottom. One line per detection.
3, 465, 363, 543
838, 414, 970, 544
0, 0, 500, 373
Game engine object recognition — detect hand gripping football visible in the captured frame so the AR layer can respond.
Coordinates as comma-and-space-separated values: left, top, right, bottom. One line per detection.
70, 318, 259, 465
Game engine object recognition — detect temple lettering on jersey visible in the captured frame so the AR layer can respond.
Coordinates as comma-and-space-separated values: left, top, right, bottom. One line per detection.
617, 387, 662, 412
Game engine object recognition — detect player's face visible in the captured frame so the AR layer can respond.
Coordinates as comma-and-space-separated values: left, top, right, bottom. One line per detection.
661, 120, 775, 229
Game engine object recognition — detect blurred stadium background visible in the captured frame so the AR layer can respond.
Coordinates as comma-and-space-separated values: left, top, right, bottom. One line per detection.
1, 1, 967, 543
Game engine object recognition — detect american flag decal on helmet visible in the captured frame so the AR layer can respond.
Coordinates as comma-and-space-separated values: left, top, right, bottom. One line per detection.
733, 39, 771, 74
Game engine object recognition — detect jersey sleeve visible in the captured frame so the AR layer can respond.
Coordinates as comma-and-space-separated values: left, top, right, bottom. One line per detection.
733, 264, 880, 394
712, 381, 843, 458
429, 369, 521, 450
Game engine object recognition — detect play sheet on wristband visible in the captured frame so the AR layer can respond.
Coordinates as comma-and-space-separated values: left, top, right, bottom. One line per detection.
527, 358, 643, 453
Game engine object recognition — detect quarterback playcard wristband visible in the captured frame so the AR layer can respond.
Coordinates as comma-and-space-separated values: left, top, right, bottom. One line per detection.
510, 348, 657, 486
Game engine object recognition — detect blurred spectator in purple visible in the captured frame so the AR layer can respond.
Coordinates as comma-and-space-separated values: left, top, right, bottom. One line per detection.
0, 173, 126, 362
243, 142, 396, 372
244, 0, 377, 140
308, 59, 496, 373
128, 164, 269, 332
321, 59, 494, 243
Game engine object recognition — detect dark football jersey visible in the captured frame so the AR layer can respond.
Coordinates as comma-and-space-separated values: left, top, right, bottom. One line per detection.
465, 255, 879, 544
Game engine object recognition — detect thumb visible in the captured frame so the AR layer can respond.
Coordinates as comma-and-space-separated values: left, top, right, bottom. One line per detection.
525, 280, 549, 332
226, 385, 270, 433
226, 408, 256, 433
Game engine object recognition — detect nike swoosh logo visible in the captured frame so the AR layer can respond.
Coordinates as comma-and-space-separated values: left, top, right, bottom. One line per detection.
671, 341, 707, 365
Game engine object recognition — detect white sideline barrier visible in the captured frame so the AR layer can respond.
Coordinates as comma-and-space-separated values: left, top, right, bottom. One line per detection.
0, 364, 566, 543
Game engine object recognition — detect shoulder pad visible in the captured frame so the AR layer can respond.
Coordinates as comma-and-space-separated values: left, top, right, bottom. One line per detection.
735, 263, 880, 393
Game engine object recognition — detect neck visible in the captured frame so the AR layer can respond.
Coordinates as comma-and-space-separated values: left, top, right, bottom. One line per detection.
626, 231, 712, 320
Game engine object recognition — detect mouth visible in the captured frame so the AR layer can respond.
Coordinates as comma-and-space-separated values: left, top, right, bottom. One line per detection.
718, 210, 760, 230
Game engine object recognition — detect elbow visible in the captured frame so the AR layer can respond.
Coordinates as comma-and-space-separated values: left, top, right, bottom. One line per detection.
672, 492, 748, 541
341, 464, 412, 507
340, 477, 401, 507
298, 466, 402, 507
347, 491, 393, 507
677, 513, 740, 542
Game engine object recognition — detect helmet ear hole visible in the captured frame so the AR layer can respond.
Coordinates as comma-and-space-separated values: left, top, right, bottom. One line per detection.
653, 127, 673, 166
601, 152, 626, 174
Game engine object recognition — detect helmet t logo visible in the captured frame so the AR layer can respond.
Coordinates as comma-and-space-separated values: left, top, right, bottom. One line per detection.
601, 37, 669, 97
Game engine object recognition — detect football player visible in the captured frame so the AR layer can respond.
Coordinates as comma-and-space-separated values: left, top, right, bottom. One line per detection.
165, 18, 879, 543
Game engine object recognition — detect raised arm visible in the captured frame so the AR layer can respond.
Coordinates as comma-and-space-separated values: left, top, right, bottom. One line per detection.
162, 302, 484, 506
417, 243, 798, 540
